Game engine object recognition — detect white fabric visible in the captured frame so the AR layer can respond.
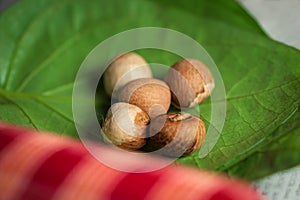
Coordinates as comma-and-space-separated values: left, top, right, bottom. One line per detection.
239, 0, 300, 50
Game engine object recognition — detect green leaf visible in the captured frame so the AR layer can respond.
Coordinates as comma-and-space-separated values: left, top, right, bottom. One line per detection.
0, 0, 299, 180
225, 109, 300, 180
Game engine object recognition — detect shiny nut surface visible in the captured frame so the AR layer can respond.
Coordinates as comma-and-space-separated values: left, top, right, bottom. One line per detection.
164, 58, 214, 109
103, 52, 152, 96
101, 102, 150, 150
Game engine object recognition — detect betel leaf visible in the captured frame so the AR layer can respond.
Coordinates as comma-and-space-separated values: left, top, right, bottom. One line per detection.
0, 0, 299, 180
226, 109, 300, 180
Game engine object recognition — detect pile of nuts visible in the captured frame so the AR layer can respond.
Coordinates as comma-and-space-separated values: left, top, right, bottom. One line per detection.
101, 52, 214, 157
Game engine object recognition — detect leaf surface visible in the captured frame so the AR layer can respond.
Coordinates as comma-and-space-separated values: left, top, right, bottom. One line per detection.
0, 0, 299, 179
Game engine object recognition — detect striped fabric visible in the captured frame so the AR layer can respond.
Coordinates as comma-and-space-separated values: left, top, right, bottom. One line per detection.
0, 122, 263, 200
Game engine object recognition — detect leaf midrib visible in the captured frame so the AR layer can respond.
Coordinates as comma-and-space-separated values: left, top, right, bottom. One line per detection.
1, 77, 298, 106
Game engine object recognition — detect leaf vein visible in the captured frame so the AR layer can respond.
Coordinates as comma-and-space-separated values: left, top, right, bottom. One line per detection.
1, 95, 38, 129
2, 0, 67, 90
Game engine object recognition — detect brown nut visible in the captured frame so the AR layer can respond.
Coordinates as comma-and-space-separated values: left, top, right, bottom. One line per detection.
101, 102, 150, 150
103, 52, 152, 96
164, 58, 214, 109
146, 112, 206, 157
118, 78, 171, 119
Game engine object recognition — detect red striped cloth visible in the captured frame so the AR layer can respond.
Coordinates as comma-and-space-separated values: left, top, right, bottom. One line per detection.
0, 122, 263, 200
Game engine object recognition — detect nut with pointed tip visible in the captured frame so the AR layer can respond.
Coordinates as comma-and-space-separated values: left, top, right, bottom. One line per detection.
118, 78, 171, 119
164, 58, 214, 109
103, 52, 152, 97
101, 102, 150, 150
145, 112, 206, 157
